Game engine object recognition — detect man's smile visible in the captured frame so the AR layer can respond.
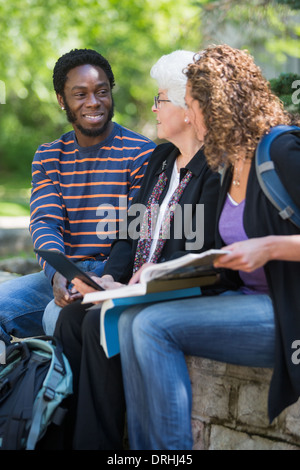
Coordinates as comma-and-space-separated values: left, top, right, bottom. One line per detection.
83, 112, 104, 123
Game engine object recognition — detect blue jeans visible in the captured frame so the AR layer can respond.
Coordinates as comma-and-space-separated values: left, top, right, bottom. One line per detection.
0, 260, 105, 343
118, 291, 275, 450
0, 270, 53, 344
42, 259, 106, 336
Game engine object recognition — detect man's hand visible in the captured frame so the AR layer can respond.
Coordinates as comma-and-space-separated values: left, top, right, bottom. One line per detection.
52, 272, 82, 307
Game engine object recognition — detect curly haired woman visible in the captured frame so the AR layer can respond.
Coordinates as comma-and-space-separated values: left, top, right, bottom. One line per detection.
118, 44, 300, 450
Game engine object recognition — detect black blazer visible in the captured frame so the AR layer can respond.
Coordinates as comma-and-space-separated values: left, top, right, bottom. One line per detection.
216, 133, 300, 422
104, 142, 220, 283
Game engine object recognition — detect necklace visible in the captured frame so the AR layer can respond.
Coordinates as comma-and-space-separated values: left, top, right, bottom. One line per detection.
232, 157, 250, 187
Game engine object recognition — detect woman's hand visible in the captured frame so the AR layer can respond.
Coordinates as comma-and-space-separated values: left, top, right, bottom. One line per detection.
214, 235, 300, 272
71, 274, 125, 297
214, 238, 273, 272
128, 262, 156, 285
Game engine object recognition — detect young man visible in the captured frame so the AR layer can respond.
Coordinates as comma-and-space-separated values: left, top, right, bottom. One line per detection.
0, 48, 155, 343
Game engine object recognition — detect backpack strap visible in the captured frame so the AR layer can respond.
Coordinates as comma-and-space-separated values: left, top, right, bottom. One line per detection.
25, 341, 67, 450
255, 125, 300, 228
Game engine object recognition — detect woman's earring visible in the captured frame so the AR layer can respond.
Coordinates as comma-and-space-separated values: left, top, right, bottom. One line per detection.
184, 117, 189, 123
61, 106, 65, 110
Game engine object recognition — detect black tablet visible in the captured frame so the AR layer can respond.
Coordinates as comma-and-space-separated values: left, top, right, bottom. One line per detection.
34, 249, 104, 291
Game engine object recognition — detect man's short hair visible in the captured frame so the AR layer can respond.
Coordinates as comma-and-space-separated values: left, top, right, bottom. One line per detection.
53, 48, 115, 96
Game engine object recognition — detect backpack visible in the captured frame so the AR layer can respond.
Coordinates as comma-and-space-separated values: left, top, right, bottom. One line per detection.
0, 336, 73, 450
255, 125, 300, 228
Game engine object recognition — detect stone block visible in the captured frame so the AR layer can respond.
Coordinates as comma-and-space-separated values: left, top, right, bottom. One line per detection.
189, 366, 231, 421
283, 399, 300, 437
0, 228, 32, 256
226, 364, 272, 383
187, 356, 300, 450
191, 419, 206, 450
209, 425, 299, 450
237, 382, 270, 428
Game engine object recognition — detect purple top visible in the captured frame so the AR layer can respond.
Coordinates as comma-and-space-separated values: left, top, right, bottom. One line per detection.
218, 194, 269, 295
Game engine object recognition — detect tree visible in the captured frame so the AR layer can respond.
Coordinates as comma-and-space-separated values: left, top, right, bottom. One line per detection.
0, 0, 299, 177
197, 0, 300, 68
0, 0, 201, 175
276, 0, 300, 8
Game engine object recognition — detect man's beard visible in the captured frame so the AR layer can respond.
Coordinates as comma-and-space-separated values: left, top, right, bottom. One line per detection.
63, 97, 114, 138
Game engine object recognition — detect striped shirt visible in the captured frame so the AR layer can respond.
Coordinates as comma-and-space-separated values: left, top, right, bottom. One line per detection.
30, 122, 155, 281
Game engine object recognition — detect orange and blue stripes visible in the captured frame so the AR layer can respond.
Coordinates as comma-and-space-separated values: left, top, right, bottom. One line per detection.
30, 123, 155, 281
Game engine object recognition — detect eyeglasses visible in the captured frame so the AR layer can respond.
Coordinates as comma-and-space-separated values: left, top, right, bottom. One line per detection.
154, 95, 171, 109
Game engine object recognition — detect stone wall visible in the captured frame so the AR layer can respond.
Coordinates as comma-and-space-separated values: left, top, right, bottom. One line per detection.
0, 217, 32, 257
1, 262, 299, 450
187, 356, 300, 450
0, 216, 40, 282
0, 216, 299, 451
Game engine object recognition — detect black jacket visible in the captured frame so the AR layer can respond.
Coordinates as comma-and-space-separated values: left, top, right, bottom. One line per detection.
104, 142, 220, 283
216, 133, 300, 422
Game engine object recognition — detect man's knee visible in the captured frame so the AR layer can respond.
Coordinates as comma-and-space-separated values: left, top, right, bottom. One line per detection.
43, 299, 62, 336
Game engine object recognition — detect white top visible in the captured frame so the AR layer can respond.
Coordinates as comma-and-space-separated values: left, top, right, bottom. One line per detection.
148, 161, 180, 260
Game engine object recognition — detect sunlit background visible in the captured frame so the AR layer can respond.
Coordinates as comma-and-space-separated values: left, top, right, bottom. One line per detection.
0, 0, 299, 217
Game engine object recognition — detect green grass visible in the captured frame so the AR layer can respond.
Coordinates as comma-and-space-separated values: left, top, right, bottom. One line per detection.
0, 250, 36, 261
0, 172, 31, 216
0, 201, 30, 217
0, 172, 31, 189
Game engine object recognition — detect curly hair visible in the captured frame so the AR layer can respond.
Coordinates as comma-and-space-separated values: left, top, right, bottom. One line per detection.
53, 48, 115, 96
185, 44, 299, 169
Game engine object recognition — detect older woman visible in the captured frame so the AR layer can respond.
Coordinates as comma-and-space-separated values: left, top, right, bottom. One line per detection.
117, 44, 300, 450
53, 50, 220, 449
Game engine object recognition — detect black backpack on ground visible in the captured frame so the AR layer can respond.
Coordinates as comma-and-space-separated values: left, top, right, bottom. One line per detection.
0, 336, 73, 450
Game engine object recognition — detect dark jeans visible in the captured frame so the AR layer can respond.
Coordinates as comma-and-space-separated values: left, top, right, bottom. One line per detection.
53, 300, 126, 450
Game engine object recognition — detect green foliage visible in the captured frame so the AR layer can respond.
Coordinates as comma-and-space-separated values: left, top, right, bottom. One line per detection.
0, 0, 201, 176
275, 0, 300, 8
197, 0, 300, 9
198, 0, 300, 66
0, 201, 30, 217
0, 171, 31, 214
270, 73, 300, 113
0, 0, 299, 182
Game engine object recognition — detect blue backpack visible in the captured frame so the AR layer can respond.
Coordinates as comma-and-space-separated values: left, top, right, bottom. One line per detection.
0, 336, 73, 450
255, 125, 300, 228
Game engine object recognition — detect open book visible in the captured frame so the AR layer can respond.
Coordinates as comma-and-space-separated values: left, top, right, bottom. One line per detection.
95, 286, 202, 357
82, 249, 229, 304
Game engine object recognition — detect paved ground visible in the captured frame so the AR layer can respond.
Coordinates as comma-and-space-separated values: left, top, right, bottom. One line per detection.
0, 216, 32, 283
0, 216, 32, 258
0, 216, 30, 229
0, 271, 20, 283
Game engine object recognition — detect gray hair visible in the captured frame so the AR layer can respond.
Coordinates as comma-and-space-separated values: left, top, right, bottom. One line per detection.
150, 50, 196, 109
